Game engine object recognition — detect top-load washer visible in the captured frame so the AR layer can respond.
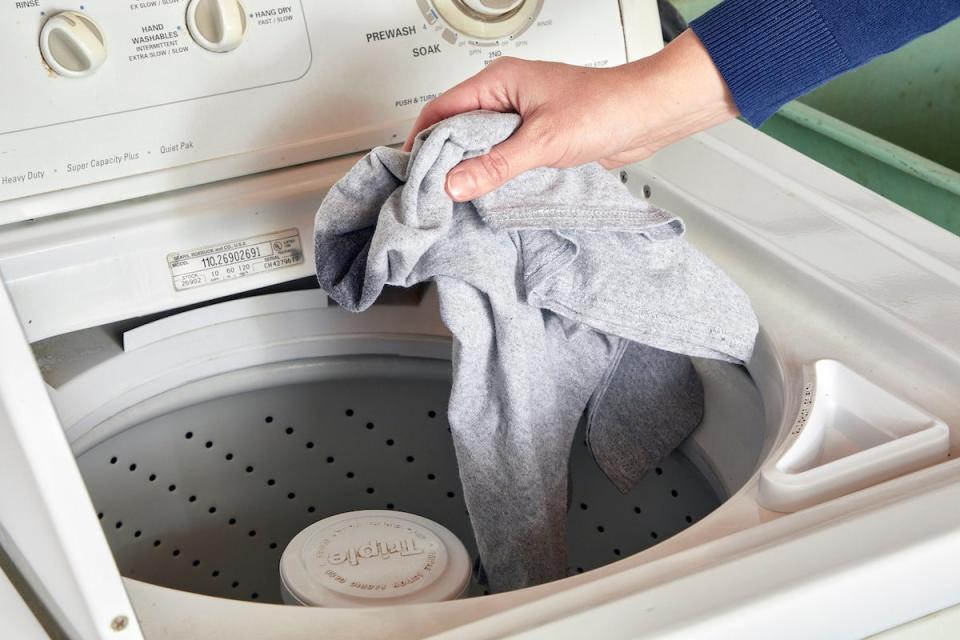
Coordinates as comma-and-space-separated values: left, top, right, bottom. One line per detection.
2, 2, 960, 639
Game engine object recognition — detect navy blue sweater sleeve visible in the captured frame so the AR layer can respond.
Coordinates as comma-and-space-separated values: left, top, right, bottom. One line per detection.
690, 0, 960, 125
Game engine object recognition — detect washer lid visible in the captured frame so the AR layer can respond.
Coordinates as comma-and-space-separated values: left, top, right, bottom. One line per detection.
280, 510, 470, 607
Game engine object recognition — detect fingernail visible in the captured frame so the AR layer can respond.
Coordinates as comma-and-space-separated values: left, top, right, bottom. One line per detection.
446, 171, 476, 201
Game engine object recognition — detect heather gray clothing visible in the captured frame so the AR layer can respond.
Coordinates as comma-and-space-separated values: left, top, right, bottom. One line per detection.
314, 111, 758, 591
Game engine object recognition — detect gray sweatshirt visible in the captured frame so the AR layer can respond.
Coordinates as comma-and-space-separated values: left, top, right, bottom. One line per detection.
314, 111, 758, 591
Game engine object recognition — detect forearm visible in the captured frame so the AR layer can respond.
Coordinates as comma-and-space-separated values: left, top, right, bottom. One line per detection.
616, 29, 740, 159
692, 0, 960, 125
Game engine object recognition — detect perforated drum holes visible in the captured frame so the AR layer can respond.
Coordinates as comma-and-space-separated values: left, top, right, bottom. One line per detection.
78, 372, 721, 604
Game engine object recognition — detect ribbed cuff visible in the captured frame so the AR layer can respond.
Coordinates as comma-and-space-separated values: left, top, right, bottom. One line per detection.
691, 0, 850, 126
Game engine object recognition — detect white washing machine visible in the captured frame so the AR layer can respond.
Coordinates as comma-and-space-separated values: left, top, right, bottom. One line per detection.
2, 1, 960, 639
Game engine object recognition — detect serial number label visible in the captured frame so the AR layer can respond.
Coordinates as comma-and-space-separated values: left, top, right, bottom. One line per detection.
166, 229, 303, 291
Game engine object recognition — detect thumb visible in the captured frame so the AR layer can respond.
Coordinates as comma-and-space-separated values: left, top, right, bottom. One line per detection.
445, 127, 543, 202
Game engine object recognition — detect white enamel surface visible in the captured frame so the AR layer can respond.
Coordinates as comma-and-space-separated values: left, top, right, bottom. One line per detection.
0, 283, 140, 639
619, 0, 665, 60
0, 154, 356, 343
0, 567, 48, 640
758, 360, 950, 512
122, 289, 328, 352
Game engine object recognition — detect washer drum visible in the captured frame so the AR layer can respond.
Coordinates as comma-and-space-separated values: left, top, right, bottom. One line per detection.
65, 290, 767, 604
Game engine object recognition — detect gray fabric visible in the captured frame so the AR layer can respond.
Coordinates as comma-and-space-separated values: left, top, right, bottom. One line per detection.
586, 341, 704, 493
314, 111, 758, 591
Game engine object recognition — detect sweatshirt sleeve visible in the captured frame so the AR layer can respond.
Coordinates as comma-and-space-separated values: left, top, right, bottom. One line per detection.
690, 0, 960, 126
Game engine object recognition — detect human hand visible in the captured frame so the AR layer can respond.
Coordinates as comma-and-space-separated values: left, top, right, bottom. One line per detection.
404, 30, 738, 202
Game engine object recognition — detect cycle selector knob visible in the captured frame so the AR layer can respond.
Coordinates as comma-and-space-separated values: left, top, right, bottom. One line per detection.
39, 11, 107, 78
186, 0, 247, 53
460, 0, 525, 17
430, 0, 539, 40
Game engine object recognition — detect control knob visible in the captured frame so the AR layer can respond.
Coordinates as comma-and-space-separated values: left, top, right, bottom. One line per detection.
39, 11, 107, 78
430, 0, 538, 40
186, 0, 247, 53
460, 0, 525, 17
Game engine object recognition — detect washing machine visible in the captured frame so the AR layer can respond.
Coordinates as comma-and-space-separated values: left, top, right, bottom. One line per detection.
2, 1, 960, 639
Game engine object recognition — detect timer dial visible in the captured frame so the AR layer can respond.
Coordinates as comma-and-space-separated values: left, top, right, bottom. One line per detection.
186, 0, 247, 53
460, 0, 525, 17
39, 11, 107, 78
430, 0, 541, 40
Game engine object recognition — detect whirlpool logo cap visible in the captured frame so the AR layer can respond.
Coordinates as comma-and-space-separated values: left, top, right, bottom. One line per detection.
280, 510, 471, 607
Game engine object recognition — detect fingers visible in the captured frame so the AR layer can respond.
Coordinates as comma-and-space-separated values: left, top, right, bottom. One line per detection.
445, 125, 544, 201
403, 82, 483, 151
403, 59, 518, 151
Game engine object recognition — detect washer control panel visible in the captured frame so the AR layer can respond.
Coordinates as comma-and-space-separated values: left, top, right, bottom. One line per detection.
0, 1, 656, 220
